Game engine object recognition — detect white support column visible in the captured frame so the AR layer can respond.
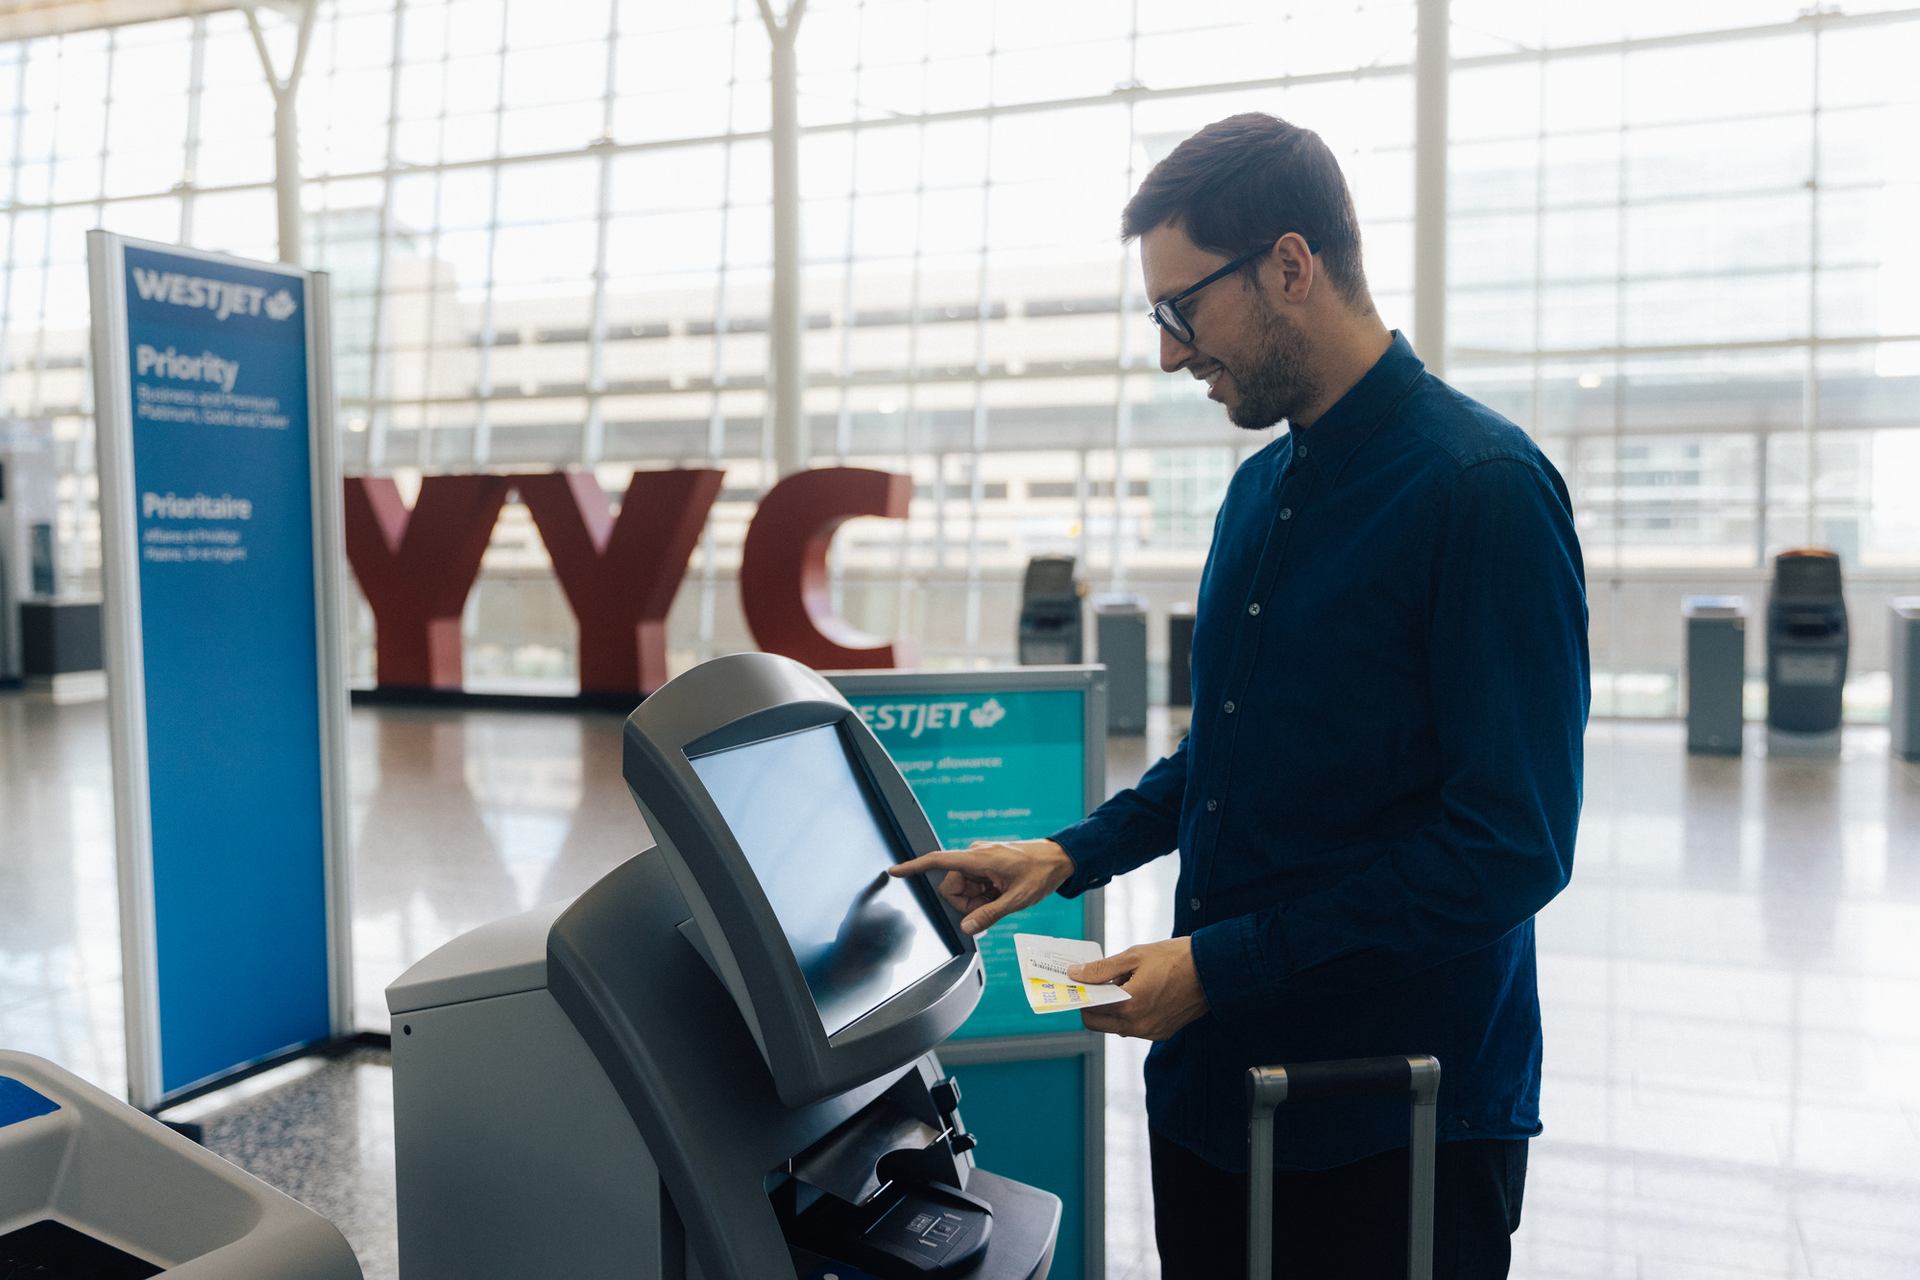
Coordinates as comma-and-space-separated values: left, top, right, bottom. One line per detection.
363, 0, 410, 470
1413, 0, 1448, 377
245, 0, 319, 267
757, 0, 809, 478
1803, 15, 1824, 546
578, 0, 625, 468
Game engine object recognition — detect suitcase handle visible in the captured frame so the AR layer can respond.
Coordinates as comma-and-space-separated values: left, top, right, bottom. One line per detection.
1246, 1054, 1441, 1280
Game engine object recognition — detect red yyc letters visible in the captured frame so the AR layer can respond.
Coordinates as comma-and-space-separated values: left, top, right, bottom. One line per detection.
343, 474, 511, 689
516, 469, 723, 696
341, 467, 910, 697
739, 467, 916, 671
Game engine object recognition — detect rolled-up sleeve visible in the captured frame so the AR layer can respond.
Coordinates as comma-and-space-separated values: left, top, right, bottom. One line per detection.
1191, 455, 1589, 1020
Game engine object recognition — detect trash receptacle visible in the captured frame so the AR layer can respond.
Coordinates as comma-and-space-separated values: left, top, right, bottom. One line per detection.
1093, 593, 1147, 734
1684, 596, 1746, 755
1766, 549, 1848, 758
1893, 598, 1920, 763
1167, 605, 1195, 709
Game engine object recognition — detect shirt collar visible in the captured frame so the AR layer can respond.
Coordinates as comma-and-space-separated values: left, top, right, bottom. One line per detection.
1281, 330, 1424, 481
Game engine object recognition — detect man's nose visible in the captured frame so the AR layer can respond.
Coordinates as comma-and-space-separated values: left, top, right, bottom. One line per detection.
1160, 327, 1194, 374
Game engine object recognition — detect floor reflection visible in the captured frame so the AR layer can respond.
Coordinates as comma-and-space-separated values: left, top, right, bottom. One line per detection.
347, 707, 641, 1029
2, 695, 1916, 1278
0, 696, 127, 1093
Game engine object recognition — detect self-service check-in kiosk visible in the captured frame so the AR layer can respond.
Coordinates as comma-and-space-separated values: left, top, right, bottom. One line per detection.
388, 652, 1061, 1279
1016, 556, 1082, 666
0, 1050, 362, 1278
1766, 549, 1848, 757
0, 421, 58, 685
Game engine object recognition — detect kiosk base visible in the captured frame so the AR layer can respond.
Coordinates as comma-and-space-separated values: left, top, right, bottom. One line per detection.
391, 848, 1061, 1280
791, 1171, 1055, 1280
1767, 726, 1842, 758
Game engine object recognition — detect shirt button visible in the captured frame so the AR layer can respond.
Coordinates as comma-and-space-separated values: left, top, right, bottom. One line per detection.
1296, 444, 1310, 459
1279, 507, 1292, 521
1189, 897, 1202, 911
1247, 602, 1261, 616
1206, 798, 1219, 812
1223, 700, 1236, 714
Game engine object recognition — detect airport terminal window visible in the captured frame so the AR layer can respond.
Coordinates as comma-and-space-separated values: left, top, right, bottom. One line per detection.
0, 0, 1912, 702
689, 722, 958, 1036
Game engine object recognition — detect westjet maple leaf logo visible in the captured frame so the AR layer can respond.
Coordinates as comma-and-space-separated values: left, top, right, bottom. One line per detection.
265, 289, 297, 321
969, 698, 1006, 730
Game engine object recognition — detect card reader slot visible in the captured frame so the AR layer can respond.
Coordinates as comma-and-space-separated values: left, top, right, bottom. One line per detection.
790, 1094, 944, 1207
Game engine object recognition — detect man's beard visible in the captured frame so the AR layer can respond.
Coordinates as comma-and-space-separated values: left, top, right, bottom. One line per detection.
1223, 292, 1318, 431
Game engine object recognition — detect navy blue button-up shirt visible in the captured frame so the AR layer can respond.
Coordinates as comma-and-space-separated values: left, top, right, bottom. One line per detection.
1051, 332, 1589, 1172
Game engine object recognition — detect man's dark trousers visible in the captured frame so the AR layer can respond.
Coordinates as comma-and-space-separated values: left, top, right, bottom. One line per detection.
1150, 1131, 1527, 1278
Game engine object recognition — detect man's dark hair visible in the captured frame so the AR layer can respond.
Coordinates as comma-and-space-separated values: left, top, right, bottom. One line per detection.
1122, 113, 1371, 308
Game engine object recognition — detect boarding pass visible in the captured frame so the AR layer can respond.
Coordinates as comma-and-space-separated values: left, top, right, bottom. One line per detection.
1013, 933, 1131, 1014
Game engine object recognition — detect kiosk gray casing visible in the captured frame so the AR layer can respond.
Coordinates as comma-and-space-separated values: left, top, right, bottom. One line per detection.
617, 653, 982, 1108
388, 653, 1060, 1280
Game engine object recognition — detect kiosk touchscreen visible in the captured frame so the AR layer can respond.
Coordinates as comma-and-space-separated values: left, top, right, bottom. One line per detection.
388, 651, 1059, 1280
615, 651, 985, 1109
688, 723, 958, 1037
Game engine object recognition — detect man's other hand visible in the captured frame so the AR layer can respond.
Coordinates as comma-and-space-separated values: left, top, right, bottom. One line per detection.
887, 839, 1076, 936
1070, 938, 1211, 1042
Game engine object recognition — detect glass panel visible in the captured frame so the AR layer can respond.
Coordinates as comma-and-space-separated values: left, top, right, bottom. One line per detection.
2, 0, 1908, 714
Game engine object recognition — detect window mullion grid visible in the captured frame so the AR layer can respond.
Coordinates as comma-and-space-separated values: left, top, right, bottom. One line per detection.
470, 0, 512, 468
963, 2, 1005, 656
1109, 17, 1143, 594
830, 0, 867, 465
414, 1, 455, 472
1528, 54, 1547, 464
95, 30, 115, 220
1802, 18, 1824, 547
0, 49, 29, 415
888, 0, 937, 656
826, 0, 872, 631
309, 4, 347, 270
364, 0, 412, 472
29, 35, 63, 420
178, 13, 208, 243
1606, 49, 1629, 713
694, 0, 751, 665
581, 0, 622, 469
74, 29, 117, 493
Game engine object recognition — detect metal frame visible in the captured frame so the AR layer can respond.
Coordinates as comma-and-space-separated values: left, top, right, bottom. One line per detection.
86, 229, 161, 1108
1247, 1055, 1442, 1280
84, 229, 354, 1110
823, 662, 1108, 1280
306, 268, 357, 1039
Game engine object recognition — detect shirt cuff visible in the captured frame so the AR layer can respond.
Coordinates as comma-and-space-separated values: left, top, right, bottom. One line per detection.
1190, 912, 1282, 1024
1047, 819, 1112, 898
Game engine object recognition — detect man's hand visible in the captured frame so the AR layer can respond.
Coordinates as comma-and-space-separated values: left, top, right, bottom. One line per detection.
888, 839, 1076, 936
1070, 938, 1211, 1042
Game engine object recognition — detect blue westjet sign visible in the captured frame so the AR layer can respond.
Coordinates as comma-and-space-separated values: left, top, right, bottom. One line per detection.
89, 234, 351, 1108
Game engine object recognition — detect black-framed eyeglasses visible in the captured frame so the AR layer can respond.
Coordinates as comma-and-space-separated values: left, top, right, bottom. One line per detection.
1147, 239, 1319, 345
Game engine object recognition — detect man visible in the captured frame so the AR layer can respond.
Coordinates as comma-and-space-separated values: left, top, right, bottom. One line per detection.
890, 113, 1588, 1277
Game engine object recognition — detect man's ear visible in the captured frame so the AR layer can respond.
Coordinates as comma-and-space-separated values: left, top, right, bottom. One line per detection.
1268, 232, 1316, 303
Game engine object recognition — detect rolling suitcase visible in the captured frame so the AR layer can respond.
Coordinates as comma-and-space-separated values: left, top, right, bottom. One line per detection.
1245, 1054, 1442, 1279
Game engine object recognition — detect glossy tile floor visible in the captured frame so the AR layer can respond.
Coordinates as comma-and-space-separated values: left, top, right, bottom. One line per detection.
2, 691, 1917, 1278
